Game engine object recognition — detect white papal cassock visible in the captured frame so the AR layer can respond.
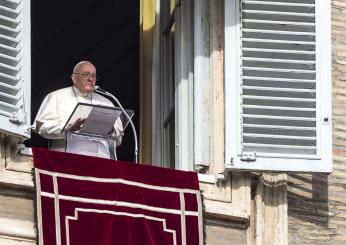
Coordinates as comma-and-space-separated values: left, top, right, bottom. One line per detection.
32, 86, 123, 159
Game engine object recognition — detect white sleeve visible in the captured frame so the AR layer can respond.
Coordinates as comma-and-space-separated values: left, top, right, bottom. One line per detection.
33, 93, 66, 139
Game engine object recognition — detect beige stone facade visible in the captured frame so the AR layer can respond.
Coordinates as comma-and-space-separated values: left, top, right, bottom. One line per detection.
0, 135, 35, 244
287, 1, 346, 244
0, 1, 345, 245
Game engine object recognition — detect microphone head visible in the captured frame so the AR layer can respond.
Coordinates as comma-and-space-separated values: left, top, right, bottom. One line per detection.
94, 85, 107, 94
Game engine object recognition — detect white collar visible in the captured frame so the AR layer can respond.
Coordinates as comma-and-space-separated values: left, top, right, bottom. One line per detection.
72, 85, 91, 98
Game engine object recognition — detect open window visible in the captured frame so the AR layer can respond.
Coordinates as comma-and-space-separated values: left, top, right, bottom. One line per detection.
152, 0, 194, 171
225, 0, 332, 172
152, 0, 176, 169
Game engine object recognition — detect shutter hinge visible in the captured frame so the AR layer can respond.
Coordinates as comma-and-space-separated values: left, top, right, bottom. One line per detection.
240, 152, 257, 162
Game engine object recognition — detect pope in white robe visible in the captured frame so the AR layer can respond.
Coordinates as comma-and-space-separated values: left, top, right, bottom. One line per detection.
32, 61, 123, 159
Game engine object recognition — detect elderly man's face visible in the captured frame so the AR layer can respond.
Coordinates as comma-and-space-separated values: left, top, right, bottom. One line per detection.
71, 62, 97, 94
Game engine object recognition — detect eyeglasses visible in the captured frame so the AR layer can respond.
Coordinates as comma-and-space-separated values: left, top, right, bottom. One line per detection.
74, 72, 99, 81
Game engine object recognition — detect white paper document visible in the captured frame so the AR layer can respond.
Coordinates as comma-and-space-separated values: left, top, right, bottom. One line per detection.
79, 106, 122, 136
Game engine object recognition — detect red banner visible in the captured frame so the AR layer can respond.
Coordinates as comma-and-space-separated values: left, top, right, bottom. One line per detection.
33, 148, 203, 245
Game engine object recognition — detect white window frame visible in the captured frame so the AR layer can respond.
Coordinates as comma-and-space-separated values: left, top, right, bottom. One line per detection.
152, 0, 176, 169
154, 0, 209, 171
194, 0, 211, 167
0, 0, 31, 139
224, 0, 332, 172
174, 0, 194, 171
152, 0, 195, 171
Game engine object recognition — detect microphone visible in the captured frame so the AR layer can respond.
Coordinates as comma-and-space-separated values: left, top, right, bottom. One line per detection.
94, 85, 107, 94
94, 85, 139, 163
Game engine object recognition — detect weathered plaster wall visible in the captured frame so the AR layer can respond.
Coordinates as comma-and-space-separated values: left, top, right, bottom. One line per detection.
205, 218, 247, 245
199, 1, 251, 243
0, 135, 35, 244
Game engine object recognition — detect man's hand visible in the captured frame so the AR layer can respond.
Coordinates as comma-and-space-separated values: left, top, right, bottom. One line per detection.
66, 118, 86, 132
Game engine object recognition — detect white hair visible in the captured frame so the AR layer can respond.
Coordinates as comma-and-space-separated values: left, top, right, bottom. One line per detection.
73, 61, 93, 73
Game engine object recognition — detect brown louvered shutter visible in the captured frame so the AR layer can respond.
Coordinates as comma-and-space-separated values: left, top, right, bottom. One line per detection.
0, 0, 31, 138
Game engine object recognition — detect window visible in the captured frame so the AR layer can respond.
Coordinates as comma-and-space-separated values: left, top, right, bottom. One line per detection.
153, 0, 176, 168
161, 17, 176, 169
152, 0, 194, 171
0, 0, 31, 138
173, 0, 194, 170
152, 0, 177, 168
225, 0, 332, 172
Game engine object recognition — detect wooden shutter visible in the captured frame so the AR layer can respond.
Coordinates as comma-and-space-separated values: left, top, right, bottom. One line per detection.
225, 0, 332, 172
0, 0, 31, 138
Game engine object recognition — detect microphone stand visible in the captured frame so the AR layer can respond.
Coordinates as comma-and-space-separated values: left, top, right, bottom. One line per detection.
95, 86, 138, 163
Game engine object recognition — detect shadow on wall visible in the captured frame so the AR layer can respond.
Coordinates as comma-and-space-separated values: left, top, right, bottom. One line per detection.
288, 173, 329, 226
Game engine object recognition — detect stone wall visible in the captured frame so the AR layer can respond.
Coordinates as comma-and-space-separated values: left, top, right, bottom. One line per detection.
288, 1, 346, 244
0, 135, 36, 244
